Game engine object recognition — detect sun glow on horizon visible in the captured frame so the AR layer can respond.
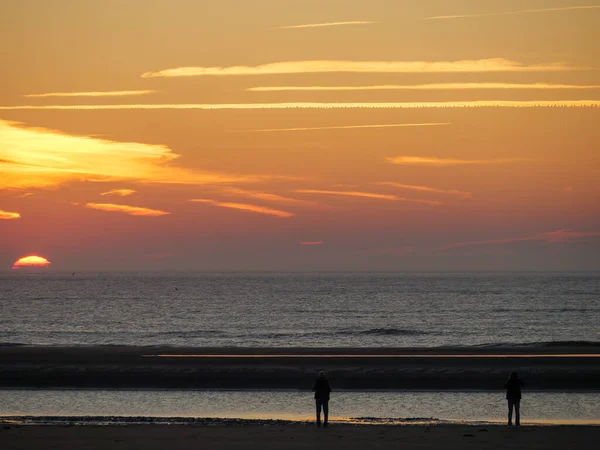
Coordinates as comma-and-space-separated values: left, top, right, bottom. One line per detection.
12, 255, 51, 269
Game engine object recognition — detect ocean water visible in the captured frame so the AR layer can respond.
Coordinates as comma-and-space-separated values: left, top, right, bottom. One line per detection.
1, 272, 599, 348
1, 389, 599, 425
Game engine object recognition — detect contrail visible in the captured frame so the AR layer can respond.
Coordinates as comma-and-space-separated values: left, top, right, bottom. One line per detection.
426, 5, 600, 20
277, 21, 379, 29
234, 123, 450, 132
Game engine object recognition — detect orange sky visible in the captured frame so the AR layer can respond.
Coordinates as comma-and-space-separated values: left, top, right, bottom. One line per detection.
1, 0, 599, 271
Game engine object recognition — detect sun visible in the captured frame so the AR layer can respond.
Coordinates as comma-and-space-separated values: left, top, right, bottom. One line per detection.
12, 255, 51, 269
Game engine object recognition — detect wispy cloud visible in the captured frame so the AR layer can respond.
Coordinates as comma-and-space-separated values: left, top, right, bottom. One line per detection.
300, 241, 325, 245
15, 192, 34, 198
100, 189, 136, 197
218, 188, 319, 206
234, 123, 450, 132
24, 90, 157, 98
277, 21, 378, 29
386, 156, 527, 166
3, 101, 599, 111
295, 189, 397, 201
248, 83, 600, 92
0, 119, 266, 190
141, 58, 578, 78
426, 5, 600, 20
191, 199, 295, 218
441, 229, 600, 251
376, 182, 472, 198
294, 189, 441, 205
83, 203, 170, 217
0, 209, 21, 220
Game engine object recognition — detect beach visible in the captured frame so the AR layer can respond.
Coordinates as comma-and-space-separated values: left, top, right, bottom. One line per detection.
2, 423, 599, 450
1, 344, 598, 390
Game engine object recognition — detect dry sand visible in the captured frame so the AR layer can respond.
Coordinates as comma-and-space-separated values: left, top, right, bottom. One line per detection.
1, 424, 598, 450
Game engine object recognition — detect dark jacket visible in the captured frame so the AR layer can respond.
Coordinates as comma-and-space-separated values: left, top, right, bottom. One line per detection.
504, 378, 524, 400
313, 377, 332, 400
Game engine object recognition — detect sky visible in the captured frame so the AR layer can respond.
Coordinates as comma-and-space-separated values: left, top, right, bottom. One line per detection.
1, 0, 599, 271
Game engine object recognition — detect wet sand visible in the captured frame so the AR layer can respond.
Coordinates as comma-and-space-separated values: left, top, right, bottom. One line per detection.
1, 423, 598, 450
1, 345, 599, 390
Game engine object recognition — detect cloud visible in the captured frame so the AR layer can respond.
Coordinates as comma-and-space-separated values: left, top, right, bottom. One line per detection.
3, 101, 598, 111
376, 182, 472, 198
538, 229, 600, 244
441, 229, 600, 250
83, 203, 170, 217
0, 119, 266, 189
234, 123, 450, 132
426, 5, 600, 20
0, 209, 20, 220
294, 189, 441, 205
248, 83, 600, 92
191, 199, 295, 218
101, 189, 136, 197
141, 58, 578, 78
277, 21, 379, 29
300, 241, 325, 245
24, 90, 157, 98
15, 192, 34, 198
218, 187, 319, 206
385, 156, 527, 166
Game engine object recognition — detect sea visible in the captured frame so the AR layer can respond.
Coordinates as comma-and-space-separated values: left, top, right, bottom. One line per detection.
1, 272, 599, 424
1, 272, 599, 347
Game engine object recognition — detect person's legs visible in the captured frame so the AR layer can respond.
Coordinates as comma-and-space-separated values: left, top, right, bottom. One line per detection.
507, 399, 514, 425
323, 401, 329, 427
515, 399, 521, 426
315, 400, 322, 426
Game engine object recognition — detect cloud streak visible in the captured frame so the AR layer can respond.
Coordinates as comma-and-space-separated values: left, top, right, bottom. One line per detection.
386, 156, 527, 166
277, 21, 378, 29
191, 199, 295, 218
24, 90, 157, 98
295, 189, 441, 205
300, 241, 325, 245
248, 83, 600, 92
218, 188, 319, 207
441, 229, 600, 251
101, 189, 136, 197
0, 119, 266, 190
426, 5, 600, 20
0, 209, 21, 220
84, 203, 170, 216
235, 123, 450, 132
141, 58, 578, 78
376, 182, 472, 198
3, 101, 599, 111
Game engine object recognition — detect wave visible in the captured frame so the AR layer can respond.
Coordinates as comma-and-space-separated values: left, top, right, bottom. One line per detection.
349, 328, 430, 337
538, 340, 600, 348
468, 340, 600, 349
492, 307, 598, 313
241, 328, 431, 339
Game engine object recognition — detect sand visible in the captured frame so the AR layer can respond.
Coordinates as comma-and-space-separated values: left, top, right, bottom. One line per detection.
1, 423, 599, 450
1, 345, 599, 390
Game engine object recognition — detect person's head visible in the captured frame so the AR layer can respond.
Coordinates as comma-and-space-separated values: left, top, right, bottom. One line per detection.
509, 372, 518, 381
319, 370, 325, 379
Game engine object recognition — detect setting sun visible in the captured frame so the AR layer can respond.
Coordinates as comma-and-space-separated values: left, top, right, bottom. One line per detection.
12, 255, 51, 269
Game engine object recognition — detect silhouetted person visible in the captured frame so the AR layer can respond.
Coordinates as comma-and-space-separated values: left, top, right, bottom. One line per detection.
312, 370, 331, 427
504, 372, 524, 426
